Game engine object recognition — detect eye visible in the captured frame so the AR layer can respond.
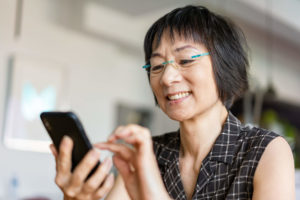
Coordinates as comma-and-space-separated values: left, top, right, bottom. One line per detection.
179, 59, 194, 66
151, 64, 164, 72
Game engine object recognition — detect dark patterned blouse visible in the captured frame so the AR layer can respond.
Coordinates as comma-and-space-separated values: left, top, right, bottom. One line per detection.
152, 112, 279, 200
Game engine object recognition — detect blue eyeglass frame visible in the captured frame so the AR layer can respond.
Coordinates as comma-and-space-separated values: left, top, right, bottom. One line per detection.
142, 52, 210, 69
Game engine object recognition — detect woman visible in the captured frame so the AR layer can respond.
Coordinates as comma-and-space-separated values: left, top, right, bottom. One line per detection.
50, 5, 295, 200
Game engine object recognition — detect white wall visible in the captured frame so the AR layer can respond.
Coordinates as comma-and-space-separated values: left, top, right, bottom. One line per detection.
0, 0, 155, 198
0, 0, 299, 199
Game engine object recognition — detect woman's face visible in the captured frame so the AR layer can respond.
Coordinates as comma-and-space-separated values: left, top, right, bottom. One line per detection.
150, 32, 221, 122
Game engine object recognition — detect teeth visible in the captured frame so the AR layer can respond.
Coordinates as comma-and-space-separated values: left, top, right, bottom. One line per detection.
168, 92, 190, 100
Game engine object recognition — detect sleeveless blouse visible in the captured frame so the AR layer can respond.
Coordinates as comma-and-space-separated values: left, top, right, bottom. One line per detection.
152, 112, 279, 200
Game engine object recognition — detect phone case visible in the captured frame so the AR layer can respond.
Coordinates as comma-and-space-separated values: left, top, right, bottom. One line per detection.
40, 111, 100, 177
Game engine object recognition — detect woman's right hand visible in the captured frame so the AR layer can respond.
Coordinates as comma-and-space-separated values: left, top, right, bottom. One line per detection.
50, 136, 114, 200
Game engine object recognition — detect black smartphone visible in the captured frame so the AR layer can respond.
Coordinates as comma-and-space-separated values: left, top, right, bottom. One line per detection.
40, 111, 100, 178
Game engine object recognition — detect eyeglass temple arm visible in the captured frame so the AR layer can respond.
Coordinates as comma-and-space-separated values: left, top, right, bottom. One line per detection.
191, 52, 210, 58
142, 52, 210, 69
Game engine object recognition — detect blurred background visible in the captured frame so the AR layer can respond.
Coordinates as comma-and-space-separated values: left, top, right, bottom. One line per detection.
0, 0, 299, 199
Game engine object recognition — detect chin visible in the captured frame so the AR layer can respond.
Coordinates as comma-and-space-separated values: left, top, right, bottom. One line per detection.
165, 110, 193, 122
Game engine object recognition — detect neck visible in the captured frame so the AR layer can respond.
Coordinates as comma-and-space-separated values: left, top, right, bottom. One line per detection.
179, 100, 228, 159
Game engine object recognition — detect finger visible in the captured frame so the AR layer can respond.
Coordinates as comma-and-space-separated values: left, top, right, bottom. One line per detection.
115, 125, 152, 149
49, 144, 58, 159
117, 125, 151, 141
108, 126, 125, 142
82, 157, 113, 194
65, 149, 100, 197
108, 125, 149, 146
74, 193, 92, 200
49, 144, 58, 172
57, 136, 73, 173
55, 136, 73, 188
113, 125, 132, 139
113, 155, 131, 179
120, 133, 144, 147
92, 173, 115, 200
95, 143, 134, 162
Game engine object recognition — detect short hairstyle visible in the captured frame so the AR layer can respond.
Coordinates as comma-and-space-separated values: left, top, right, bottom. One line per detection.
143, 5, 249, 109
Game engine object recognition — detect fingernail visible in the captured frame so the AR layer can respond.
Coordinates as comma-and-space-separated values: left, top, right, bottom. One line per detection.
61, 136, 72, 148
66, 188, 75, 197
63, 135, 72, 143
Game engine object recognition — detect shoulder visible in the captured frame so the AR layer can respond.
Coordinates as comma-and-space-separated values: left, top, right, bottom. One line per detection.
238, 126, 280, 156
240, 126, 279, 145
252, 136, 295, 199
231, 126, 281, 174
232, 125, 295, 198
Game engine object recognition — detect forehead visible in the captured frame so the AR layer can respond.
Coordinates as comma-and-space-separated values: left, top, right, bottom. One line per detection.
152, 30, 206, 53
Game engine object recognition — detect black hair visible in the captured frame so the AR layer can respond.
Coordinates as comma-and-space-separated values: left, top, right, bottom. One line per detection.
143, 5, 249, 109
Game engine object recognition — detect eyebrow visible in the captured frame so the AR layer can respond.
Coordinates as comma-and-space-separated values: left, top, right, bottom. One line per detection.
150, 45, 199, 58
175, 45, 199, 52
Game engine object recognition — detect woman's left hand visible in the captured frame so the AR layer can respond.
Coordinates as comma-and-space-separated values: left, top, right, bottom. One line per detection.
95, 124, 170, 200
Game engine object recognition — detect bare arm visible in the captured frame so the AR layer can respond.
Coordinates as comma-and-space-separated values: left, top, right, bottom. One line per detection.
253, 136, 295, 200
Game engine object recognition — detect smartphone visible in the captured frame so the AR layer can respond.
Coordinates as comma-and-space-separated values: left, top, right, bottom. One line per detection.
40, 111, 100, 178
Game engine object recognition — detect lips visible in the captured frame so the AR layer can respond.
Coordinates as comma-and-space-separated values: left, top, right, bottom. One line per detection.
167, 91, 191, 100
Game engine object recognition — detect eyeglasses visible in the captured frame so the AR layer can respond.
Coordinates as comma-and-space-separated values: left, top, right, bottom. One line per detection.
142, 52, 210, 75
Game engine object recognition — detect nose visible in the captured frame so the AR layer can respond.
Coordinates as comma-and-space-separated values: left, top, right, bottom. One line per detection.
160, 63, 182, 86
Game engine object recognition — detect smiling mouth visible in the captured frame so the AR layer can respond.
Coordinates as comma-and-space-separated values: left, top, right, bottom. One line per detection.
167, 92, 191, 101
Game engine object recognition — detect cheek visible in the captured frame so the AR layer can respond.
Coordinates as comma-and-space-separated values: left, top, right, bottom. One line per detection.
190, 67, 219, 100
150, 78, 161, 98
150, 78, 167, 109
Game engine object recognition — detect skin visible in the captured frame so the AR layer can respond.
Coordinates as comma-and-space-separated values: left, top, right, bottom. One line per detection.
252, 136, 295, 200
51, 31, 295, 200
50, 138, 115, 200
